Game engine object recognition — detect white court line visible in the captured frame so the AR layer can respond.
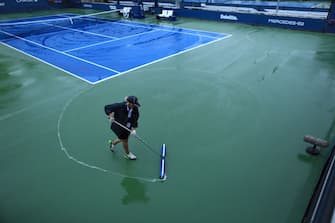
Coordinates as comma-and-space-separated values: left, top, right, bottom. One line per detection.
0, 30, 121, 74
0, 87, 87, 121
64, 38, 119, 53
64, 29, 159, 53
93, 34, 232, 85
83, 17, 222, 39
69, 12, 229, 37
45, 23, 120, 39
0, 41, 95, 84
1, 17, 232, 85
56, 88, 166, 183
117, 18, 230, 36
114, 21, 223, 38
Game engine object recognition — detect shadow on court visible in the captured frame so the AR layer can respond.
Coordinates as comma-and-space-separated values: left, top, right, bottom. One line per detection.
121, 177, 150, 205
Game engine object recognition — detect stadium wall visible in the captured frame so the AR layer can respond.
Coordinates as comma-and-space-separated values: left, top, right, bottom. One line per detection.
174, 8, 333, 33
76, 2, 335, 33
0, 0, 51, 13
0, 0, 80, 13
325, 0, 335, 33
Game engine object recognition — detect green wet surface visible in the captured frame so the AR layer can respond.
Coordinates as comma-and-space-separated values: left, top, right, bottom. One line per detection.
1, 9, 335, 223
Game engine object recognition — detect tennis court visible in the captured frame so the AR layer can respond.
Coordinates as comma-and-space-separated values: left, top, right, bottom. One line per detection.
1, 7, 335, 223
0, 13, 229, 83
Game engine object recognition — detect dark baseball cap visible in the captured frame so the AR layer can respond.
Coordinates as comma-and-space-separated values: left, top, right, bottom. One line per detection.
126, 96, 140, 106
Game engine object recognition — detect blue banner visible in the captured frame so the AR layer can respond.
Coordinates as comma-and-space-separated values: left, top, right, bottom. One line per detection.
0, 0, 51, 13
176, 9, 329, 32
325, 1, 335, 33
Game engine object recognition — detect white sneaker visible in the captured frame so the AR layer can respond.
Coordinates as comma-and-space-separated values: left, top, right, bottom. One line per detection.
125, 152, 136, 160
108, 140, 115, 152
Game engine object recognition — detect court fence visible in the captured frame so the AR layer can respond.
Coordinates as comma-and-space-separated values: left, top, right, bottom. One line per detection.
79, 0, 335, 33
1, 0, 335, 33
302, 142, 335, 223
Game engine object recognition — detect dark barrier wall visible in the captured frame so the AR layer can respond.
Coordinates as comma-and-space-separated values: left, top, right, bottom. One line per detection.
302, 143, 335, 223
325, 0, 335, 32
175, 9, 330, 33
80, 2, 118, 11
79, 2, 145, 18
0, 0, 80, 13
0, 0, 50, 13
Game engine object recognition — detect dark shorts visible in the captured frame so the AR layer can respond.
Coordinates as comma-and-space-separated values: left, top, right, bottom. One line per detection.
111, 123, 130, 140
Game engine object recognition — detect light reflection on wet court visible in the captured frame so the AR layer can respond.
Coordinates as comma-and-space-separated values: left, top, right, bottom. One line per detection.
1, 8, 335, 223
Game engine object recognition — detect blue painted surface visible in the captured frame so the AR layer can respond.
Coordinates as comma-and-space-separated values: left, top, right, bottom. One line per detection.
0, 14, 227, 83
2, 37, 117, 82
69, 28, 218, 72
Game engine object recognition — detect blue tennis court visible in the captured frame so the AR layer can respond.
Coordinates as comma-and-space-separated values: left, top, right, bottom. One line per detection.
0, 13, 230, 84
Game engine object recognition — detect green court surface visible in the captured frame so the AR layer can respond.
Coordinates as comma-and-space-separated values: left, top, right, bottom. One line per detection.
1, 9, 335, 223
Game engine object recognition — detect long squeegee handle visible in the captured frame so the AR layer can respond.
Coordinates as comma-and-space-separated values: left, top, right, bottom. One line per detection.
112, 120, 132, 133
112, 120, 160, 157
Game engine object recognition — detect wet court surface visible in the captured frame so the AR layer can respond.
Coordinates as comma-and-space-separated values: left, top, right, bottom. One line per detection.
1, 9, 335, 223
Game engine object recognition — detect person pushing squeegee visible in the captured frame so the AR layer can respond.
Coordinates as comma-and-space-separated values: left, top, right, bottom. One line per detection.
104, 96, 167, 179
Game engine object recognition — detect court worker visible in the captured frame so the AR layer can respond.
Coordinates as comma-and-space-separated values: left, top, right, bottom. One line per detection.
104, 96, 140, 160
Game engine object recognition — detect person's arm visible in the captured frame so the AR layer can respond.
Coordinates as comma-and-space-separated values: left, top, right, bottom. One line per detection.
104, 104, 114, 116
132, 108, 139, 128
130, 108, 139, 135
104, 103, 121, 121
108, 112, 115, 122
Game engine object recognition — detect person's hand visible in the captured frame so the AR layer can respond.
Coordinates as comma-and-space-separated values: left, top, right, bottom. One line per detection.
108, 116, 114, 123
131, 129, 137, 136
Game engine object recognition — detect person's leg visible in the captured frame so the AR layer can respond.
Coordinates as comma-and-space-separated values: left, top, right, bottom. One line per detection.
121, 137, 136, 160
110, 125, 124, 150
111, 127, 135, 159
109, 138, 121, 151
111, 124, 124, 147
121, 138, 130, 154
112, 138, 121, 146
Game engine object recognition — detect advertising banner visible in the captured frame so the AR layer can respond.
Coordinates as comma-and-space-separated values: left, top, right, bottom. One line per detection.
0, 0, 50, 13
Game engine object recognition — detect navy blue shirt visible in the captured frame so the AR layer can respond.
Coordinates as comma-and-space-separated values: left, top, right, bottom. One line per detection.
104, 102, 139, 128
